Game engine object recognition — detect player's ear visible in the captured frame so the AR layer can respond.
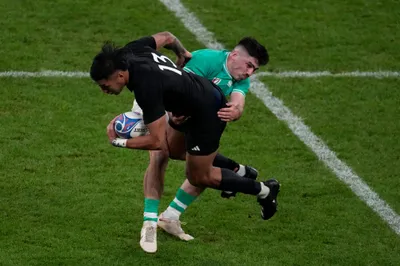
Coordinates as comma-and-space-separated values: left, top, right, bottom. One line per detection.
230, 50, 240, 59
117, 71, 125, 78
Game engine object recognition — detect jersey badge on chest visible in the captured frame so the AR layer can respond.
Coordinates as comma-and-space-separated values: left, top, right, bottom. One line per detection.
212, 77, 221, 85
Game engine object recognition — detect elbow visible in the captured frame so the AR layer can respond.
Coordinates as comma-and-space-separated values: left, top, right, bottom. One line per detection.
160, 31, 176, 44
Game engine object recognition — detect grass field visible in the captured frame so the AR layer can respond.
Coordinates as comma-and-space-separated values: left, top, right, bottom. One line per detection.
1, 0, 399, 265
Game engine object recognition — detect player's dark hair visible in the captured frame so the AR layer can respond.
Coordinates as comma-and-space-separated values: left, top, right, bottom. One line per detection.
90, 41, 129, 81
237, 37, 269, 66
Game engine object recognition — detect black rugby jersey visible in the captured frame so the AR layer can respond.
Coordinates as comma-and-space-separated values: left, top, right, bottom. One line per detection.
124, 36, 223, 124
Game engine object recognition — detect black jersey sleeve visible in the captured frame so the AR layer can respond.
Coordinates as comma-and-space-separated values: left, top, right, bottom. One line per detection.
124, 36, 157, 52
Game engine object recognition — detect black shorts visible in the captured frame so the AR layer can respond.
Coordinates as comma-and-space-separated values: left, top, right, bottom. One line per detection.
181, 83, 227, 156
168, 116, 190, 132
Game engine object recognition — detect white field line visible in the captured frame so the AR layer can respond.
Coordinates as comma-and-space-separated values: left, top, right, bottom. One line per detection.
159, 0, 400, 236
0, 70, 89, 78
1, 70, 399, 78
254, 71, 400, 78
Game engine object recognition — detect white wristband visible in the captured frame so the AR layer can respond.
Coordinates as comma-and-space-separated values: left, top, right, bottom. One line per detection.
111, 138, 127, 148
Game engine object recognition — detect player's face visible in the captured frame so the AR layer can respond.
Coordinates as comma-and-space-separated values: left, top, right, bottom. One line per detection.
97, 71, 126, 95
230, 51, 259, 80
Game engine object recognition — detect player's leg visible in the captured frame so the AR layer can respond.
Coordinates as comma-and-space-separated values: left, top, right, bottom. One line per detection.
158, 178, 203, 241
133, 99, 167, 253
158, 119, 204, 240
186, 150, 280, 221
213, 153, 259, 198
185, 93, 280, 220
143, 149, 168, 220
186, 151, 258, 191
167, 128, 258, 199
165, 116, 186, 161
140, 150, 169, 254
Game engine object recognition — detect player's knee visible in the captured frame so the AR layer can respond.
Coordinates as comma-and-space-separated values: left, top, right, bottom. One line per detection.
186, 169, 217, 188
186, 176, 208, 189
203, 173, 220, 187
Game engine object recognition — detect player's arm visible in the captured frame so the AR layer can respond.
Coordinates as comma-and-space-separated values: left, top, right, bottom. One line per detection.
151, 32, 192, 67
111, 115, 168, 151
230, 92, 245, 117
125, 32, 191, 67
218, 79, 249, 122
110, 83, 168, 151
217, 92, 245, 122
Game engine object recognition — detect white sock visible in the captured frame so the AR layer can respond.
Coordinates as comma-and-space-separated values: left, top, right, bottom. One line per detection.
236, 164, 246, 176
162, 206, 181, 220
257, 182, 270, 199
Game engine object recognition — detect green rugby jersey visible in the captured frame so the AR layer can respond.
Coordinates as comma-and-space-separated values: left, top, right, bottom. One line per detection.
183, 49, 250, 97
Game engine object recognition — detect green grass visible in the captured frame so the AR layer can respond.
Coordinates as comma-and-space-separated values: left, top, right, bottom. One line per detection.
0, 0, 202, 71
261, 77, 400, 214
183, 0, 400, 71
1, 0, 400, 265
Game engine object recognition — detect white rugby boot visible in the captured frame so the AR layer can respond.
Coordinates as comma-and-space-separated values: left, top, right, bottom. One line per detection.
158, 213, 194, 241
140, 221, 157, 253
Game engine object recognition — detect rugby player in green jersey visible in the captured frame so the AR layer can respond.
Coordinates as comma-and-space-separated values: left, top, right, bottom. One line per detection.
156, 38, 271, 239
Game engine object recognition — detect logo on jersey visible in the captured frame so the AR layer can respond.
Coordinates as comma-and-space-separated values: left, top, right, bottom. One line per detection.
227, 81, 232, 87
191, 146, 200, 151
212, 78, 221, 85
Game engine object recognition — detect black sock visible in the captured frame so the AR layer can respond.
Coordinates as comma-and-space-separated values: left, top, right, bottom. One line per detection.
213, 153, 240, 172
218, 168, 261, 195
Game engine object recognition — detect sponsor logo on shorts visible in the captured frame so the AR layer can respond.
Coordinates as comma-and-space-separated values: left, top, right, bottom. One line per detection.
191, 146, 201, 151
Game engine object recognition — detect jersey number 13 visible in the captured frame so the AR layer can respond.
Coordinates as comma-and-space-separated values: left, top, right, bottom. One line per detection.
151, 52, 182, 76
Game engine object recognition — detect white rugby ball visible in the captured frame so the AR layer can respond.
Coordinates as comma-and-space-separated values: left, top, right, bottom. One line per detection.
114, 111, 148, 139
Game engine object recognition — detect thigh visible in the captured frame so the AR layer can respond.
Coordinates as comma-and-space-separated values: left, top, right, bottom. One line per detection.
186, 151, 217, 180
185, 151, 222, 188
166, 123, 186, 160
185, 109, 226, 156
168, 115, 191, 132
185, 82, 227, 156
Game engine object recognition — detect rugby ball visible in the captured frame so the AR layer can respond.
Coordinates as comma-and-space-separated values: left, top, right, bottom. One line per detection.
114, 111, 148, 139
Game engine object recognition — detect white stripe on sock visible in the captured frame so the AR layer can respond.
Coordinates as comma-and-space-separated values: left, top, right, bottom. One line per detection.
173, 198, 188, 209
143, 212, 158, 219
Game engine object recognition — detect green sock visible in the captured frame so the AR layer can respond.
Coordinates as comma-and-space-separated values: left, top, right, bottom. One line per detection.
166, 188, 197, 218
143, 198, 160, 224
